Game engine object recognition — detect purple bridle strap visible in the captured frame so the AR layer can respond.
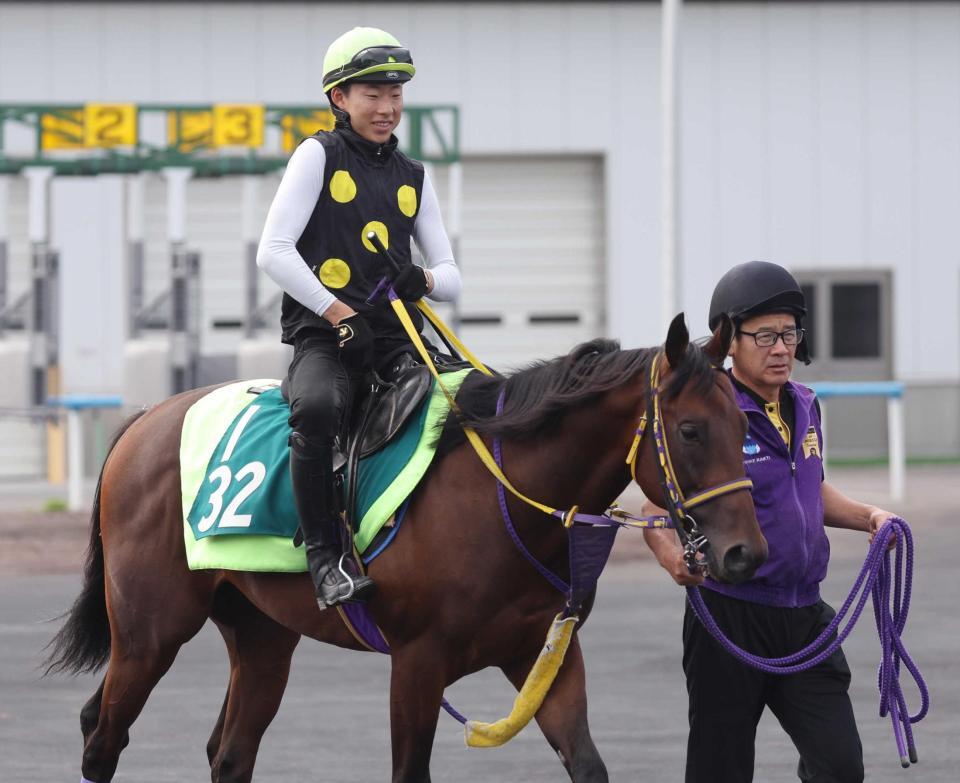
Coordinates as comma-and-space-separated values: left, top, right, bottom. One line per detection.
493, 431, 571, 595
493, 388, 677, 597
687, 517, 928, 767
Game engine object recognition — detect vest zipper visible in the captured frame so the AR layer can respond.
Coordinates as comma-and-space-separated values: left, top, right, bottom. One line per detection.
747, 407, 808, 585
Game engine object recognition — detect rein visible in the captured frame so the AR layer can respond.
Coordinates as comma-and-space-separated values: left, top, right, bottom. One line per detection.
686, 517, 928, 767
373, 277, 756, 748
377, 275, 927, 763
386, 285, 753, 549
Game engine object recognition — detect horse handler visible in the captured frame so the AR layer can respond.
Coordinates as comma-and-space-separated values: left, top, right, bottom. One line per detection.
256, 26, 461, 609
643, 261, 896, 783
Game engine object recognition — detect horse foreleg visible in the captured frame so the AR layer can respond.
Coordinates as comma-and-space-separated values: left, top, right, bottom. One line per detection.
389, 639, 447, 783
208, 601, 300, 783
501, 634, 608, 783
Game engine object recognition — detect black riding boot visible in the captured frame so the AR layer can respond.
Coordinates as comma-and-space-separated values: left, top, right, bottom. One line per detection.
289, 431, 375, 609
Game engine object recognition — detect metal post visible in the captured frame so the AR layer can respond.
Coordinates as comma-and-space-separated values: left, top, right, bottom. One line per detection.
170, 246, 201, 392
241, 175, 260, 337
127, 174, 146, 338
887, 396, 905, 502
163, 167, 195, 392
24, 167, 56, 405
66, 408, 83, 511
661, 0, 683, 322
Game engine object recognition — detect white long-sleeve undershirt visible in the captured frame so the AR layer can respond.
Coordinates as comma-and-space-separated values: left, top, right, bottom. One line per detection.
256, 137, 461, 318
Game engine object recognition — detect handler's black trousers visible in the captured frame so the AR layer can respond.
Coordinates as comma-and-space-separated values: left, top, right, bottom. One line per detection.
683, 589, 864, 783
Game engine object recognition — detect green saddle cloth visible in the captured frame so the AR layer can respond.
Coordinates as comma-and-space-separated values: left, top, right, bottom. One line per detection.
179, 370, 470, 572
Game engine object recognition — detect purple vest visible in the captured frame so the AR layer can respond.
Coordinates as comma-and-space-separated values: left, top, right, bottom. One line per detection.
704, 376, 828, 608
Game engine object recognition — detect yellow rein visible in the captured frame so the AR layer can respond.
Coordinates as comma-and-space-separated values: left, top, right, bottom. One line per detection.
390, 297, 565, 517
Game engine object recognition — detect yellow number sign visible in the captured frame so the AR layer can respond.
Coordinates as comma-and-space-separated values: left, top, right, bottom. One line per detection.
84, 104, 137, 147
281, 110, 335, 153
167, 110, 215, 153
40, 110, 84, 150
213, 104, 264, 147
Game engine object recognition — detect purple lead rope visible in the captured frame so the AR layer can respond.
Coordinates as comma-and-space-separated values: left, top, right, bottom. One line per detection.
687, 517, 928, 767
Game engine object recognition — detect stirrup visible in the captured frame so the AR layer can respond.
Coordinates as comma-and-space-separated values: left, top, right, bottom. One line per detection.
335, 553, 358, 600
316, 553, 374, 609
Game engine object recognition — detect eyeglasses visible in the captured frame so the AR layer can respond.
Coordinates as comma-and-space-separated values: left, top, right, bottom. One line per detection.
737, 327, 805, 348
328, 46, 413, 80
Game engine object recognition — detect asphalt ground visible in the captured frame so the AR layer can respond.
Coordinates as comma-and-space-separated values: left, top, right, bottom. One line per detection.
1, 465, 957, 781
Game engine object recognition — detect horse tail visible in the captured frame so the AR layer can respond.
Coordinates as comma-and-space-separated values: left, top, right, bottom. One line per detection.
43, 410, 147, 676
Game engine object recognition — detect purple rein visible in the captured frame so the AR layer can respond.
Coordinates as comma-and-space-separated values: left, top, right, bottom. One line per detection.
687, 516, 928, 768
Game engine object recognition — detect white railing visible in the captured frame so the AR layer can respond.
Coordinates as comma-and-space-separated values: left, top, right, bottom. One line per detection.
46, 395, 124, 511
810, 381, 905, 502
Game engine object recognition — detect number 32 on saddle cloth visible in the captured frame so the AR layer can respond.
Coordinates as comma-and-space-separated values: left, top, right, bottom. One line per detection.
178, 369, 472, 573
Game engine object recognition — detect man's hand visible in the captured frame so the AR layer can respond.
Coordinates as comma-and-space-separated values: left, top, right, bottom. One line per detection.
661, 547, 706, 586
867, 506, 898, 549
642, 503, 705, 587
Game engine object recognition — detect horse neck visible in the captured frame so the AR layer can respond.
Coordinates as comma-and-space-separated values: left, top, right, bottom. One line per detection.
496, 375, 644, 571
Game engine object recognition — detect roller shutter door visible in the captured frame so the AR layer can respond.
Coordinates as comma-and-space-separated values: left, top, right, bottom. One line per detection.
432, 155, 606, 371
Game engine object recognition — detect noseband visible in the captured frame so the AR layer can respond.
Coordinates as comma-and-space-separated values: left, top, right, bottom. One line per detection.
625, 353, 754, 573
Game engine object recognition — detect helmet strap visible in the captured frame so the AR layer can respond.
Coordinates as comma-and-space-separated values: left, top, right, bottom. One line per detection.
327, 89, 352, 130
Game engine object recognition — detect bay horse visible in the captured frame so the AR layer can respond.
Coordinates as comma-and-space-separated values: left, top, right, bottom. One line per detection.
47, 313, 767, 783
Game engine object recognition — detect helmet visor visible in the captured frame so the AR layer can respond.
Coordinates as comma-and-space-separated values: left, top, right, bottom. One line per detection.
324, 46, 413, 89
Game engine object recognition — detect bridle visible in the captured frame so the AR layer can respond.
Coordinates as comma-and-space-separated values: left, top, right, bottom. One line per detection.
624, 353, 754, 573
381, 277, 754, 574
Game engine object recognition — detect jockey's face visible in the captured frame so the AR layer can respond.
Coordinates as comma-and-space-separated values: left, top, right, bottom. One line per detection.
729, 312, 798, 402
332, 83, 404, 144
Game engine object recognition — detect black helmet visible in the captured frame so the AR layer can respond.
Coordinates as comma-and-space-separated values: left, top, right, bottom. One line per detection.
709, 261, 810, 364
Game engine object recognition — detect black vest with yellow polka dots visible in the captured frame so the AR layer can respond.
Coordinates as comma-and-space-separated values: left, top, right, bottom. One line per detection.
281, 127, 425, 344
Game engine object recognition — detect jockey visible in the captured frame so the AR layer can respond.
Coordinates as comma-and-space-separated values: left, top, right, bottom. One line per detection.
256, 26, 462, 609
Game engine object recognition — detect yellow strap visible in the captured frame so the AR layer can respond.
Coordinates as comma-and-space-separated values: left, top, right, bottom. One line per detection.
390, 297, 559, 517
416, 300, 493, 376
625, 415, 647, 484
464, 613, 578, 747
684, 478, 754, 509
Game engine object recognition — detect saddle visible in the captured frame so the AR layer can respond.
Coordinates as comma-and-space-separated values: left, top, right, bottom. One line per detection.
355, 350, 434, 460
280, 347, 471, 528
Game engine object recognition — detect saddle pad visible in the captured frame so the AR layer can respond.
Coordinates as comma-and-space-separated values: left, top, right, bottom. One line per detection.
179, 370, 470, 572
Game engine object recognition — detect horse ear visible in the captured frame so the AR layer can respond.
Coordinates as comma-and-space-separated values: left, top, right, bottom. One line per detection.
704, 312, 734, 366
664, 312, 689, 369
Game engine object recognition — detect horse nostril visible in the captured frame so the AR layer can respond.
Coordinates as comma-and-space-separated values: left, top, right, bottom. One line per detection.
722, 544, 756, 582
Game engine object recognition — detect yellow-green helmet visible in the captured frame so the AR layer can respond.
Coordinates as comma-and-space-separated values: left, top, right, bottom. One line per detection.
322, 27, 415, 94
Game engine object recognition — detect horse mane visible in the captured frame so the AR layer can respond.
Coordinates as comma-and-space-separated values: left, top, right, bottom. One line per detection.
436, 336, 719, 455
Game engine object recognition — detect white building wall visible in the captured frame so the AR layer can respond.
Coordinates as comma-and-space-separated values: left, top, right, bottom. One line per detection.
0, 1, 958, 388
679, 2, 960, 383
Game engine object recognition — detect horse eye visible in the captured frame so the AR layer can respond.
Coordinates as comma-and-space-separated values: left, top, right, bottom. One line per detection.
679, 424, 700, 443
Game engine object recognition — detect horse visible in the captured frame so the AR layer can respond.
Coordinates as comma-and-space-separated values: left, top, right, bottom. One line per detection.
46, 313, 767, 783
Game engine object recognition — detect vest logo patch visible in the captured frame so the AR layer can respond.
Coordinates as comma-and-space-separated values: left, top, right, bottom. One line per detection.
743, 433, 761, 456
802, 426, 821, 459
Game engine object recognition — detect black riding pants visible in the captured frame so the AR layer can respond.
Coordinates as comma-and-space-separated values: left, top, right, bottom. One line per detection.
285, 327, 438, 444
683, 588, 863, 783
285, 333, 363, 446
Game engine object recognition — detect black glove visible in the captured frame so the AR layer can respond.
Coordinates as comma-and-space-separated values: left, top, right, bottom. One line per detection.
392, 264, 429, 302
336, 313, 375, 369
